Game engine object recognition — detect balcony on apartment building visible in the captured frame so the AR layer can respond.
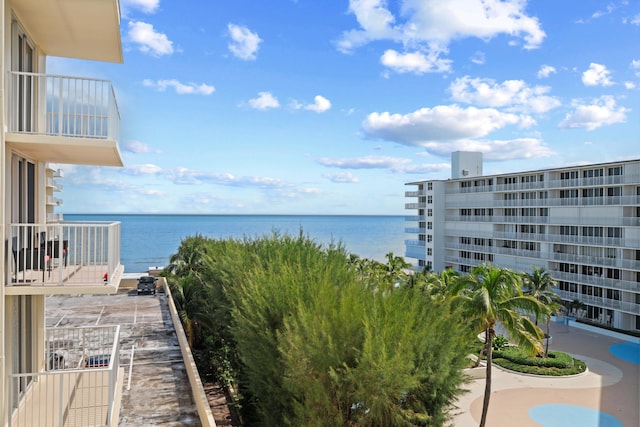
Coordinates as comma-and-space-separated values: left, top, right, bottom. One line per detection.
5, 222, 123, 295
5, 72, 122, 167
8, 325, 122, 427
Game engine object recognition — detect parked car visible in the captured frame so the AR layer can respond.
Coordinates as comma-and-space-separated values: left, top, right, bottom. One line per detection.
137, 275, 157, 295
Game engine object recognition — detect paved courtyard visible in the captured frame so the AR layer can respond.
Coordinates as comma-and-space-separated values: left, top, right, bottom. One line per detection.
46, 290, 202, 427
452, 320, 640, 427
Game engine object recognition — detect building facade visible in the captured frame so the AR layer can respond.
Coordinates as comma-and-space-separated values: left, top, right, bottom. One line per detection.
405, 152, 640, 333
1, 1, 125, 426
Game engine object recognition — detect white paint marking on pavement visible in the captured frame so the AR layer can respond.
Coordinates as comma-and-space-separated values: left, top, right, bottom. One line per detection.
95, 305, 105, 325
133, 301, 138, 324
127, 343, 136, 391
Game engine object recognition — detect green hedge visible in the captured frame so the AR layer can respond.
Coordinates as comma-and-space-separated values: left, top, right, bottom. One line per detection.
494, 348, 574, 368
492, 348, 587, 376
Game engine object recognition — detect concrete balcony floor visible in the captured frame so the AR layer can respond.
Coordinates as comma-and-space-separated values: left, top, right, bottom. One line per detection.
45, 289, 202, 426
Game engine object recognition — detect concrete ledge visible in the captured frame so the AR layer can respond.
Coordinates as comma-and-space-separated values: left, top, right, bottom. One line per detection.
163, 277, 217, 427
567, 319, 640, 344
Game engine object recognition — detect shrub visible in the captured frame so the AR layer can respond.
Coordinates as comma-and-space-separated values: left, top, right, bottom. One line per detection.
492, 347, 586, 376
492, 335, 509, 351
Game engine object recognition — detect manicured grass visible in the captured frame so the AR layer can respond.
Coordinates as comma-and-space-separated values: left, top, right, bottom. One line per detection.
492, 347, 587, 376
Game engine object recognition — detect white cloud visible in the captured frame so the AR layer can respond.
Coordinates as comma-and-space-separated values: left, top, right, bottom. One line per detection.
591, 3, 616, 19
537, 65, 556, 79
470, 51, 485, 65
419, 138, 555, 160
582, 63, 614, 86
323, 172, 359, 183
128, 21, 174, 56
123, 164, 164, 175
121, 0, 159, 14
559, 96, 629, 131
363, 104, 526, 145
337, 0, 546, 72
631, 14, 640, 25
291, 95, 332, 113
318, 155, 413, 172
123, 140, 156, 154
248, 92, 280, 110
380, 48, 452, 74
631, 60, 640, 77
228, 24, 262, 60
624, 81, 636, 89
449, 76, 561, 113
304, 95, 332, 113
143, 79, 215, 95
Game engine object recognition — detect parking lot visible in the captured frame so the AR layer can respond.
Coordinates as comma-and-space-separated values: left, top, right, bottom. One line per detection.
46, 289, 202, 427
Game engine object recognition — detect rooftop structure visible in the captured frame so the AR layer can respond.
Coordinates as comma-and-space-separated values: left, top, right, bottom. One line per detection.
405, 152, 640, 333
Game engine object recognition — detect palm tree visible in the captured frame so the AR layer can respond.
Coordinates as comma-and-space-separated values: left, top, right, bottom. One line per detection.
166, 234, 208, 278
449, 264, 545, 427
523, 266, 561, 356
170, 275, 211, 348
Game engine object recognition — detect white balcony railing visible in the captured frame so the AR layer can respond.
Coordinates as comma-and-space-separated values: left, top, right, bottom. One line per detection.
7, 222, 120, 287
8, 71, 120, 141
8, 325, 121, 427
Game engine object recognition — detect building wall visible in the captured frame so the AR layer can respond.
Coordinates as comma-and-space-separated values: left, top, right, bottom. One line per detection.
405, 156, 640, 332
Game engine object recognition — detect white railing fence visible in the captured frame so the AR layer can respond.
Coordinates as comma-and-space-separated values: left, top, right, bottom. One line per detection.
7, 71, 120, 141
8, 326, 121, 427
7, 222, 120, 287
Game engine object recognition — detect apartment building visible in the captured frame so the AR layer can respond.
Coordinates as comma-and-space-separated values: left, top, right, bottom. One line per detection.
405, 151, 640, 333
1, 1, 125, 426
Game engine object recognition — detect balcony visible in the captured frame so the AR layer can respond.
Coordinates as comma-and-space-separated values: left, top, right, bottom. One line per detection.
8, 325, 123, 427
6, 222, 123, 295
6, 72, 122, 166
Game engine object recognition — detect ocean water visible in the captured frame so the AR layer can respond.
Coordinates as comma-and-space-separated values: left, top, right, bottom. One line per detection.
64, 214, 407, 273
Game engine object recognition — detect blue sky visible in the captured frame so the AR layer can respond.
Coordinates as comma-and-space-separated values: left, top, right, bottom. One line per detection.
50, 0, 640, 215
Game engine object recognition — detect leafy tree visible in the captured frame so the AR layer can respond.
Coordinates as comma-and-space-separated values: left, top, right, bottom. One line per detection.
449, 264, 544, 427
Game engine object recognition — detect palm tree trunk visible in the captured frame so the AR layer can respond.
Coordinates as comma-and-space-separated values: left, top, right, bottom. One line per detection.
479, 328, 493, 427
545, 316, 551, 357
474, 343, 486, 368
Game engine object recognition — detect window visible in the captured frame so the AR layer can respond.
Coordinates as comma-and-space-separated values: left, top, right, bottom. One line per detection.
427, 248, 433, 256
582, 188, 603, 197
560, 226, 578, 235
427, 222, 433, 230
560, 171, 578, 179
582, 227, 603, 237
427, 235, 432, 243
607, 187, 621, 197
505, 208, 517, 216
608, 166, 622, 176
607, 227, 622, 238
560, 189, 578, 198
427, 196, 433, 204
583, 168, 604, 178
427, 209, 433, 217
427, 182, 433, 190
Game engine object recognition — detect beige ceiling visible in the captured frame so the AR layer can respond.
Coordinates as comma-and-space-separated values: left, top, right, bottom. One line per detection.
12, 0, 123, 63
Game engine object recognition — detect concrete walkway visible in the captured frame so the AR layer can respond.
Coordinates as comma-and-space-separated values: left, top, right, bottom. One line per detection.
452, 321, 639, 427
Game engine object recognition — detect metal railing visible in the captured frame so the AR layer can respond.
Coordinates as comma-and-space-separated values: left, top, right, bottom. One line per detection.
8, 325, 121, 427
7, 71, 120, 141
556, 290, 640, 315
6, 222, 120, 287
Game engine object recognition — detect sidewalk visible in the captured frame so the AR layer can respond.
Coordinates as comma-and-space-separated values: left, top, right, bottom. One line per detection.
451, 321, 639, 427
